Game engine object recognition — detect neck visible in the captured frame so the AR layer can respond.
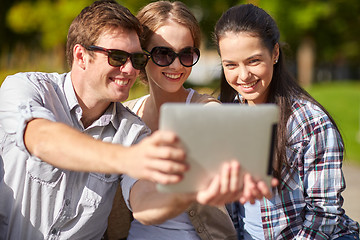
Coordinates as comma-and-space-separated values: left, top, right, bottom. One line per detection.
76, 93, 111, 128
150, 85, 189, 107
71, 72, 110, 128
140, 85, 189, 131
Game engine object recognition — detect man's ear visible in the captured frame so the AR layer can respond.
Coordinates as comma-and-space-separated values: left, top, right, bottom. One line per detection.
73, 44, 87, 70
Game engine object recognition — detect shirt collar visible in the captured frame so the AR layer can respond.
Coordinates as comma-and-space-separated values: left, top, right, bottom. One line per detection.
64, 73, 118, 130
91, 102, 117, 129
64, 72, 80, 112
235, 94, 246, 104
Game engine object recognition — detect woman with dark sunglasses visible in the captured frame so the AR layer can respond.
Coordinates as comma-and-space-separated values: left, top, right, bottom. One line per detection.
124, 4, 214, 133
105, 1, 276, 240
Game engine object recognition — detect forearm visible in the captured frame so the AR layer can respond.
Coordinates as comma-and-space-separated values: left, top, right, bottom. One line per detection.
130, 180, 194, 225
25, 119, 188, 184
24, 118, 126, 173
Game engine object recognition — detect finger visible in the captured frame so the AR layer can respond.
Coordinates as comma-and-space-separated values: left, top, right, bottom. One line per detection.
140, 131, 187, 164
150, 130, 179, 146
257, 180, 273, 199
147, 170, 184, 185
240, 173, 256, 204
229, 161, 241, 192
247, 174, 264, 200
143, 137, 187, 164
217, 161, 244, 205
147, 158, 189, 175
196, 175, 221, 205
154, 146, 187, 162
250, 183, 262, 201
220, 162, 231, 194
271, 178, 279, 188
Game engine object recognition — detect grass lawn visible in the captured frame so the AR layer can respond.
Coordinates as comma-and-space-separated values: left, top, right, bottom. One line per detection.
306, 81, 360, 164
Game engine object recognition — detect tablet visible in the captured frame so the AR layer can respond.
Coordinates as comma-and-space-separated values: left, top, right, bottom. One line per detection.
156, 103, 279, 193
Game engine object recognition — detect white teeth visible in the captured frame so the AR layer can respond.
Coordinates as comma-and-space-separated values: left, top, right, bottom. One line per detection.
241, 81, 257, 88
114, 79, 129, 86
164, 73, 181, 79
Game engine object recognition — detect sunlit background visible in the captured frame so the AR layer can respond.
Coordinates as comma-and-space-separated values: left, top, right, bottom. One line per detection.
1, 0, 360, 222
1, 0, 359, 81
2, 0, 359, 161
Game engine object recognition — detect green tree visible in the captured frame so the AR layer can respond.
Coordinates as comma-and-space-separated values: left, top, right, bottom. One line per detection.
259, 0, 360, 85
6, 0, 93, 49
4, 0, 360, 83
0, 0, 23, 55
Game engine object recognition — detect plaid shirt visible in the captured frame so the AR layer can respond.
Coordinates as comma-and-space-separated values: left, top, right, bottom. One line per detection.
228, 98, 359, 239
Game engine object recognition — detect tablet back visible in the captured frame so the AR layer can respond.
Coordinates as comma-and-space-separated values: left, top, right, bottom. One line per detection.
157, 103, 279, 193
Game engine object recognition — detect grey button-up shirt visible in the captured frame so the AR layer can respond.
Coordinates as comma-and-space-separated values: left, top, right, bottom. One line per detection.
0, 72, 150, 239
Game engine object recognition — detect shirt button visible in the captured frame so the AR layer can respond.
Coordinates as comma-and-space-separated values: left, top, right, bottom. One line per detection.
188, 210, 196, 217
65, 199, 70, 206
51, 228, 57, 235
197, 226, 204, 233
264, 217, 269, 221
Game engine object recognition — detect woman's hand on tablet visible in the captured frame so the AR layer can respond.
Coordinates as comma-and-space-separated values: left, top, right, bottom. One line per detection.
194, 160, 278, 206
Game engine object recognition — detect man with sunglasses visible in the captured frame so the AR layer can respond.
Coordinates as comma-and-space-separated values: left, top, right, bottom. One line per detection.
0, 1, 190, 239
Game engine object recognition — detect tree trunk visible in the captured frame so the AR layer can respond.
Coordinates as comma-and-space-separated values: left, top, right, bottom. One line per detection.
297, 36, 315, 87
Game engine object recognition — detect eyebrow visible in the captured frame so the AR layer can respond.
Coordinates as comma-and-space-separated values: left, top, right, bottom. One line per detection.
222, 54, 263, 63
246, 54, 263, 60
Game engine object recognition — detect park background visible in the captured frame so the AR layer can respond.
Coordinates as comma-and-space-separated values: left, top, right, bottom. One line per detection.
1, 0, 359, 222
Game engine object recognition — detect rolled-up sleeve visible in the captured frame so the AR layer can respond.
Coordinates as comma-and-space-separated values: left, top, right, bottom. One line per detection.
0, 73, 57, 152
120, 174, 139, 211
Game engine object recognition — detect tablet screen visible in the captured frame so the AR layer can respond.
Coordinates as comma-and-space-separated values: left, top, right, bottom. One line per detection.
157, 103, 279, 193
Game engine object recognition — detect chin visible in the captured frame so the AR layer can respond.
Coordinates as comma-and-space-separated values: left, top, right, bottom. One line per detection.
114, 94, 129, 103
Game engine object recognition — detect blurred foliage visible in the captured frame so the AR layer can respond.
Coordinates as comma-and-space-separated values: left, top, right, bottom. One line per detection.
6, 0, 93, 49
258, 0, 360, 64
1, 0, 360, 76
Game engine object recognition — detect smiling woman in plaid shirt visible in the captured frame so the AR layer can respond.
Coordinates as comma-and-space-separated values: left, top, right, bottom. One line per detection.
214, 4, 360, 240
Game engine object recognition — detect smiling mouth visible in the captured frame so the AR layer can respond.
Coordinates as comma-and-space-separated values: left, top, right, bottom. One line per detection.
113, 79, 129, 86
163, 73, 182, 80
241, 80, 258, 88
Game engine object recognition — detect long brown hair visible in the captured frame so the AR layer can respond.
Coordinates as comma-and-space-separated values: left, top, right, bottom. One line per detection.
214, 4, 343, 181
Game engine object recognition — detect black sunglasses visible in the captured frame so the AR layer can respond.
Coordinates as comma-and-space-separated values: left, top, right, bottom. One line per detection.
145, 46, 200, 67
85, 45, 150, 70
